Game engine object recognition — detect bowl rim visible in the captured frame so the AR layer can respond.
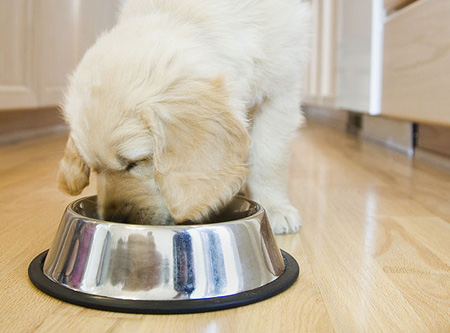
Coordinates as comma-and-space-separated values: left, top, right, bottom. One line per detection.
65, 195, 264, 228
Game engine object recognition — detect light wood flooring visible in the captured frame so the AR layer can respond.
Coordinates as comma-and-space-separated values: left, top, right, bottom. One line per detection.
1, 122, 449, 332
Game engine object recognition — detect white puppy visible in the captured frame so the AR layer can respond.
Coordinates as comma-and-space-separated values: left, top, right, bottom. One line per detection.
58, 0, 310, 234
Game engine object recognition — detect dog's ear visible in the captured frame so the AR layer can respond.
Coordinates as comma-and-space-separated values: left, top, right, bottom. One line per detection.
57, 135, 90, 195
142, 77, 251, 222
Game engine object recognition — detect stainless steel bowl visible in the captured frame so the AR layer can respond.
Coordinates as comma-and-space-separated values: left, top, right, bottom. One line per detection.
29, 196, 299, 313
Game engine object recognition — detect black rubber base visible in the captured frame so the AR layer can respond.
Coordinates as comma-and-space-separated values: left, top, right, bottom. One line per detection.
29, 250, 299, 314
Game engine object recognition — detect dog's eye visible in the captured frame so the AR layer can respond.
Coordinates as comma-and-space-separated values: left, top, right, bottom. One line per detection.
125, 162, 138, 171
121, 157, 151, 172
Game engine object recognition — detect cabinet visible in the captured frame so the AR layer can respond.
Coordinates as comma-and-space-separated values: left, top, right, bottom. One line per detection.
305, 0, 450, 126
0, 0, 118, 111
304, 0, 338, 109
381, 0, 450, 126
0, 0, 37, 109
304, 0, 384, 115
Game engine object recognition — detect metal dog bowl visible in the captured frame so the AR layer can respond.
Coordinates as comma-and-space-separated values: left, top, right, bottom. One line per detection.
29, 196, 299, 314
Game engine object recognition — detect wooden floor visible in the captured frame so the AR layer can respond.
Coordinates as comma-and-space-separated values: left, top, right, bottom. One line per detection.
1, 122, 449, 332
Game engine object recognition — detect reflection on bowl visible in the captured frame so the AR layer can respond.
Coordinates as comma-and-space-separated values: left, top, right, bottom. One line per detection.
43, 196, 285, 300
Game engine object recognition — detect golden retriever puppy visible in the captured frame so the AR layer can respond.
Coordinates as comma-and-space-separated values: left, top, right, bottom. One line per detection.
58, 0, 310, 234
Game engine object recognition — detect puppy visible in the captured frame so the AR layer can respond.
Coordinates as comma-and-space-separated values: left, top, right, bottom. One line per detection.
58, 0, 311, 234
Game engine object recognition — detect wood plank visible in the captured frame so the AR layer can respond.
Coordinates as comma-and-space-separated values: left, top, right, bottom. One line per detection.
373, 217, 450, 331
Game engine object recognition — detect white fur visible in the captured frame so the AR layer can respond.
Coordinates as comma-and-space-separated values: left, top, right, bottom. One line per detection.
60, 0, 311, 234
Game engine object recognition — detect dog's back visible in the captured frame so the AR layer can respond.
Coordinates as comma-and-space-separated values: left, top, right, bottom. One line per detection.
119, 0, 311, 111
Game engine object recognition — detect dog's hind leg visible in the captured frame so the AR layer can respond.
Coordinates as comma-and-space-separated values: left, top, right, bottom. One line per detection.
246, 94, 303, 234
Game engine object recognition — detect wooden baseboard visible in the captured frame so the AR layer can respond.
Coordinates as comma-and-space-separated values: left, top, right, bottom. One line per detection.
417, 124, 450, 157
415, 148, 450, 172
362, 115, 414, 156
0, 108, 68, 145
303, 105, 349, 132
303, 105, 450, 170
304, 106, 415, 154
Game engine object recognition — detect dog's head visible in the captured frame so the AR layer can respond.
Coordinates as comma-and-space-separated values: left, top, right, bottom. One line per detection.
58, 54, 250, 224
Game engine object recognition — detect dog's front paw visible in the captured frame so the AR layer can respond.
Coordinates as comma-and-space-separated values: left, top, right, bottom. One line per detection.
266, 204, 301, 235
